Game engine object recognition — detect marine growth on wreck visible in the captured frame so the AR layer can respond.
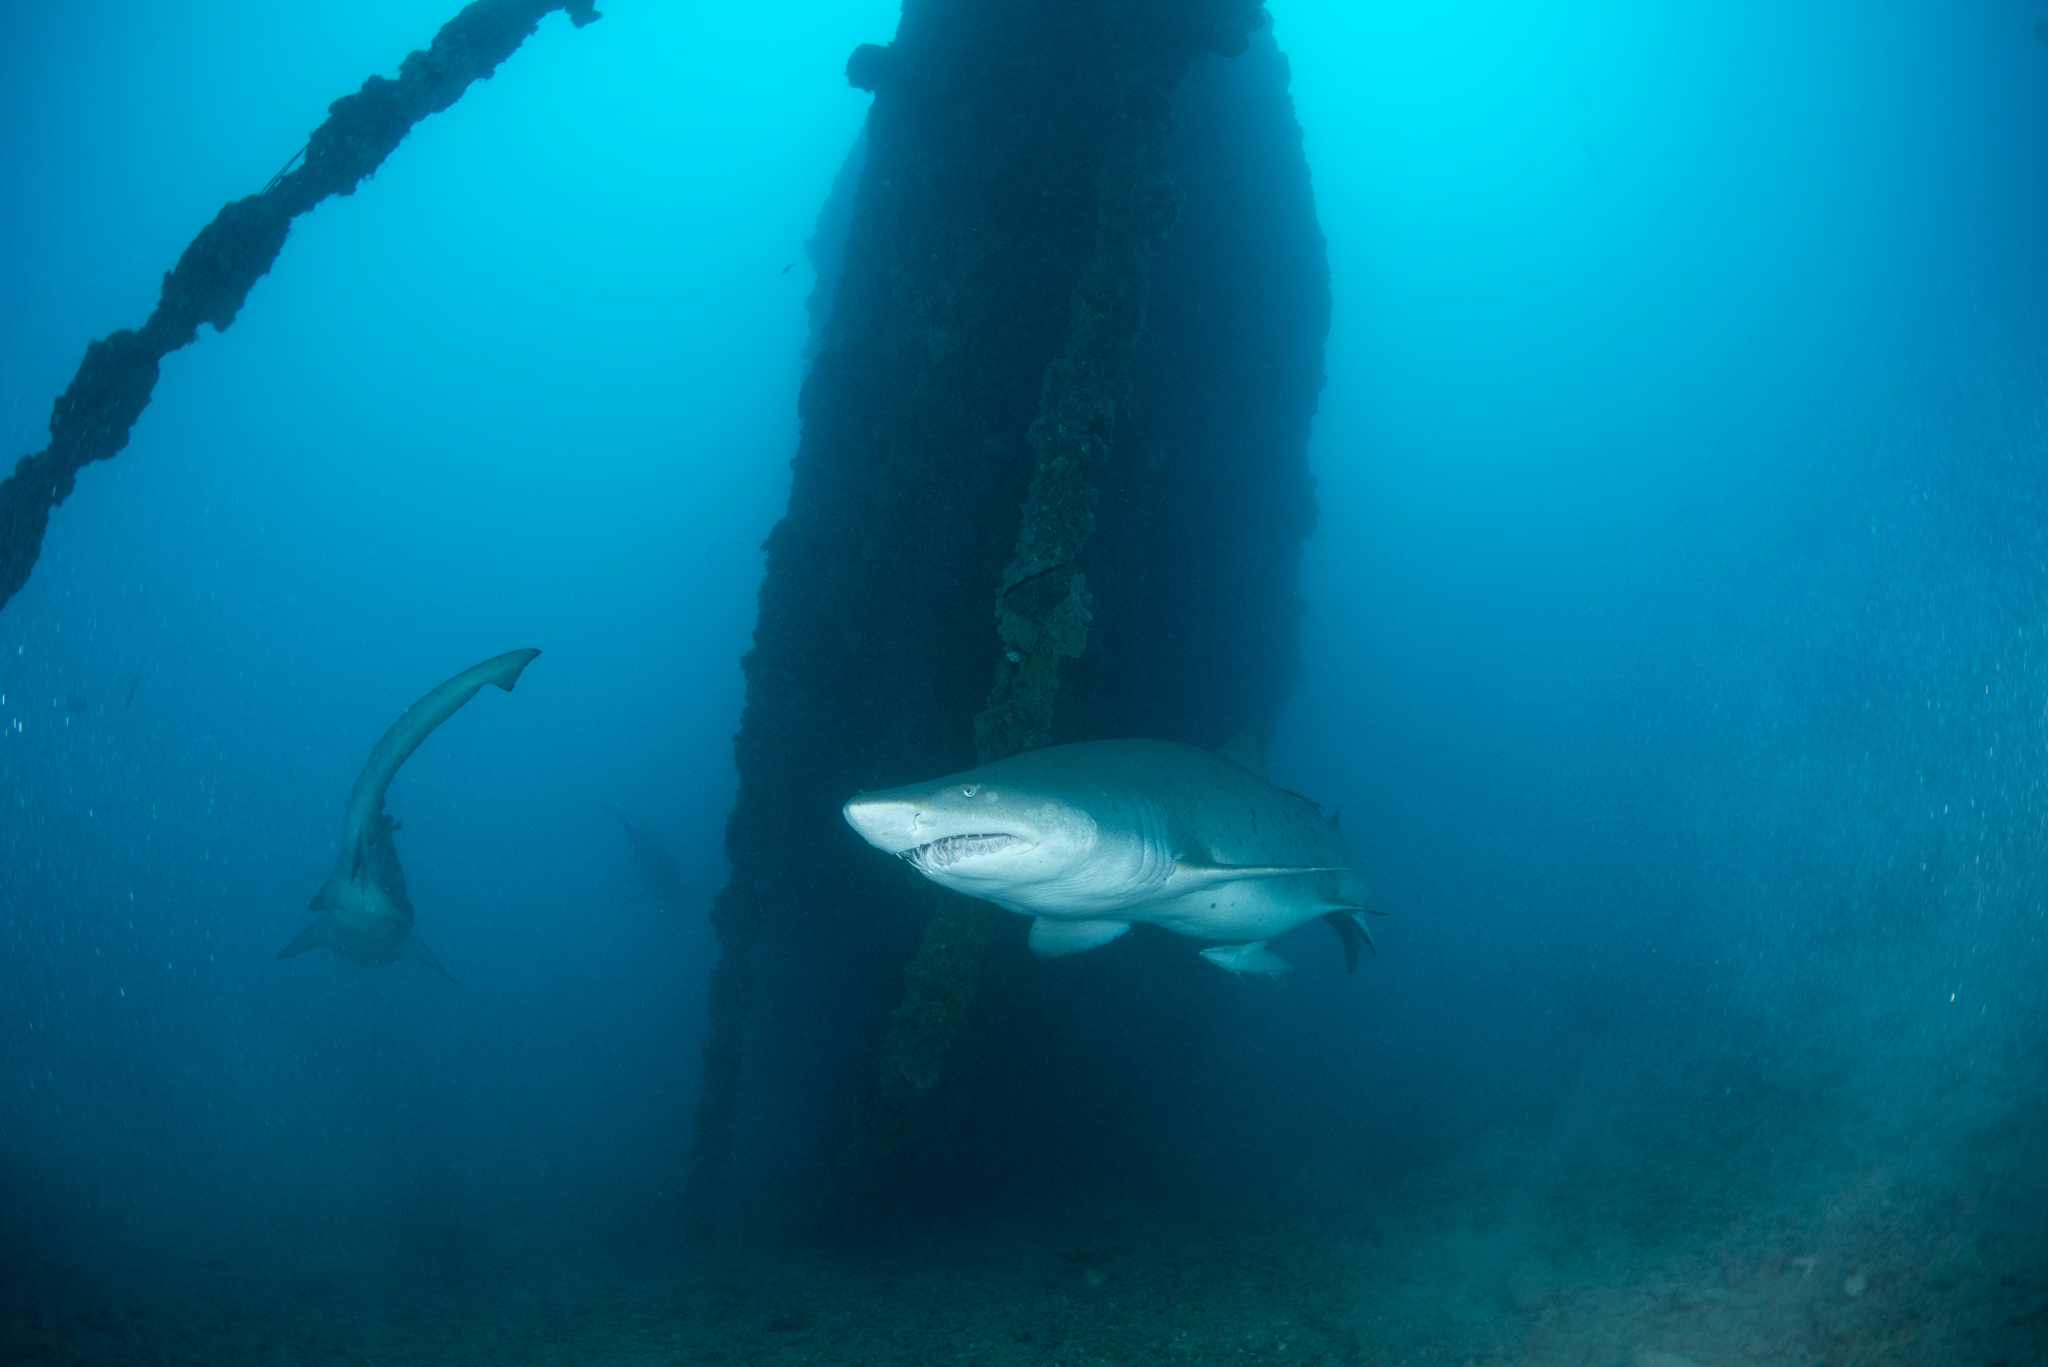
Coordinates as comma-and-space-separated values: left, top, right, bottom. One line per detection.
685, 0, 1328, 1228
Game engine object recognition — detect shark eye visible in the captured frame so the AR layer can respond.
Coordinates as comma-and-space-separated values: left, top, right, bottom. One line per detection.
961, 785, 978, 798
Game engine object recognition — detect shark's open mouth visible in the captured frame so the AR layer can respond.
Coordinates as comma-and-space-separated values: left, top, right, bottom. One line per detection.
906, 833, 1026, 871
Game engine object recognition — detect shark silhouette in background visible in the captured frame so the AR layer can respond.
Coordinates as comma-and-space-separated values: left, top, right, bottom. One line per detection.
603, 804, 687, 909
280, 648, 540, 979
844, 732, 1381, 978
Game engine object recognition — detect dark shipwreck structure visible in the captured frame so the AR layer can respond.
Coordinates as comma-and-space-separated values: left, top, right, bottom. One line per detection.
689, 0, 1330, 1231
0, 0, 1330, 1240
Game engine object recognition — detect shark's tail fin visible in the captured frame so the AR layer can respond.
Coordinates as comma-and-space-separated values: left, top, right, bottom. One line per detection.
278, 916, 339, 959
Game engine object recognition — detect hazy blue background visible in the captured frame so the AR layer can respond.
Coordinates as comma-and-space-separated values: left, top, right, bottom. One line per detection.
3, 0, 2044, 1288
1271, 0, 2048, 1198
0, 0, 898, 1256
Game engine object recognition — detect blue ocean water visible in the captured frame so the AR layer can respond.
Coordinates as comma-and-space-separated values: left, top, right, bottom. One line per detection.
2, 2, 2044, 1363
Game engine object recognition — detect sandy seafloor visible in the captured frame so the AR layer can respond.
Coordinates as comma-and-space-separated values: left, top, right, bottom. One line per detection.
4, 1128, 2040, 1367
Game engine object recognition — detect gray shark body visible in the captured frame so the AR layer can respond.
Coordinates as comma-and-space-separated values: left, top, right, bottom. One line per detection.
280, 648, 540, 978
842, 734, 1377, 975
604, 805, 687, 908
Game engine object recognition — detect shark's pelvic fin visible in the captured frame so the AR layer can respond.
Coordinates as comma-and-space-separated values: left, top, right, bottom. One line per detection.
401, 932, 456, 982
1027, 917, 1131, 957
278, 916, 340, 959
1213, 729, 1266, 778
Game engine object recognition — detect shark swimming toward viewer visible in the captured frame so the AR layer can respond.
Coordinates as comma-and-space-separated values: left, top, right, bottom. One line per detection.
843, 733, 1379, 976
279, 648, 540, 979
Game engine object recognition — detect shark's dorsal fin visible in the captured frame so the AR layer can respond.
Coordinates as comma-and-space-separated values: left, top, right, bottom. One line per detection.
1213, 729, 1265, 778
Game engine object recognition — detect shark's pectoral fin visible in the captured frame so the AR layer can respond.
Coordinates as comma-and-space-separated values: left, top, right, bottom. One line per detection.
1027, 917, 1131, 958
400, 933, 456, 982
279, 916, 339, 959
1174, 857, 1342, 892
1322, 906, 1378, 972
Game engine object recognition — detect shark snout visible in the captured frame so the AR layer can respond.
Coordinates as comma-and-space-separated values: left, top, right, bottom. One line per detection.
844, 792, 972, 854
842, 788, 1030, 864
843, 793, 923, 852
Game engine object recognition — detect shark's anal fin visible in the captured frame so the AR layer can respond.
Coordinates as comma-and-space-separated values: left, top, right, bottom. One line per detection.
1027, 917, 1131, 958
1322, 905, 1379, 973
401, 932, 456, 982
278, 916, 339, 959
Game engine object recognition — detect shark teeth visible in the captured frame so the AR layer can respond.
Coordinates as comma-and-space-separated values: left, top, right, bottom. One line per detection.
906, 833, 1026, 871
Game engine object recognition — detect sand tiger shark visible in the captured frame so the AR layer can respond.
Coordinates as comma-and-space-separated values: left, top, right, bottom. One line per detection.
842, 733, 1379, 977
279, 648, 540, 979
603, 804, 687, 908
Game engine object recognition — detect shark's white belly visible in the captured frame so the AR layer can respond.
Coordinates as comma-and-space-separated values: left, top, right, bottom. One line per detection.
1138, 876, 1333, 942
